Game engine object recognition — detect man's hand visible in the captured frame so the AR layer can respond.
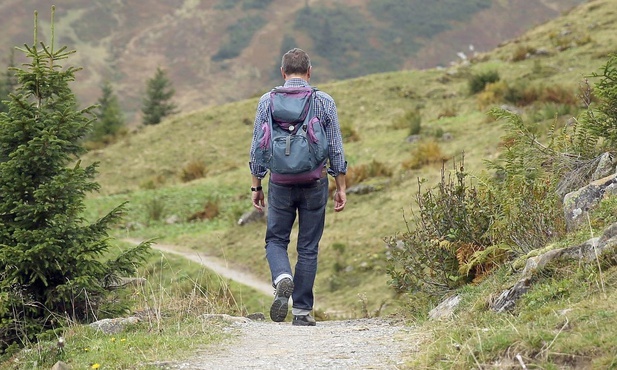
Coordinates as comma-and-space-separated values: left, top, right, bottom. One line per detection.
333, 189, 346, 212
333, 174, 346, 212
252, 189, 265, 211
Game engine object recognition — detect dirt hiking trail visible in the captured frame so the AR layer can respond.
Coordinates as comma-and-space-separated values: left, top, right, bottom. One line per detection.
124, 238, 273, 296
170, 318, 419, 369
126, 239, 423, 369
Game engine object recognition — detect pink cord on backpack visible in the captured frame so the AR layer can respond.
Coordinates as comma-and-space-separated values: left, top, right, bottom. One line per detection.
259, 121, 270, 149
307, 117, 319, 143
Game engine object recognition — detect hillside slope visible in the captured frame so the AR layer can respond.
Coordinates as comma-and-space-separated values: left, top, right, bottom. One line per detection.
0, 0, 583, 122
81, 0, 617, 317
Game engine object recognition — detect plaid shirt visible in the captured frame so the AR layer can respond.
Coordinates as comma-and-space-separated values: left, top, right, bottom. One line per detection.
249, 78, 347, 179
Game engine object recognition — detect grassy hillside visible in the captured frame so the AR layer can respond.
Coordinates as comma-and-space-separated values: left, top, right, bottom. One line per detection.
2, 0, 617, 368
0, 0, 584, 122
80, 0, 617, 319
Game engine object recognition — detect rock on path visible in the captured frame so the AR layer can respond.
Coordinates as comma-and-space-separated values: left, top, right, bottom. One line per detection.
170, 318, 418, 369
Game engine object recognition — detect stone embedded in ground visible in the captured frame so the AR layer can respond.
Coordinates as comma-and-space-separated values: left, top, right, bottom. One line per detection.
89, 317, 140, 334
429, 294, 462, 320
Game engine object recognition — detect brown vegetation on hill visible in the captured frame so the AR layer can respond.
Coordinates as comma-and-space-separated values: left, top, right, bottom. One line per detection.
0, 0, 584, 124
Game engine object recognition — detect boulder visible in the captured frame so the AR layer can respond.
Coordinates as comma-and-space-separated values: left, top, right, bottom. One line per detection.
563, 174, 617, 231
89, 317, 140, 334
591, 152, 615, 181
237, 206, 267, 226
200, 314, 251, 324
490, 278, 531, 313
51, 362, 71, 370
493, 221, 617, 312
429, 294, 461, 320
347, 184, 377, 195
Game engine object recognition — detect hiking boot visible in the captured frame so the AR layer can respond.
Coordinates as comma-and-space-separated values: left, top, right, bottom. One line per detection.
292, 314, 316, 326
269, 278, 294, 322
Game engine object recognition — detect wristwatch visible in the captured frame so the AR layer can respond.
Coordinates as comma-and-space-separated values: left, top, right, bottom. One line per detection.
251, 186, 263, 192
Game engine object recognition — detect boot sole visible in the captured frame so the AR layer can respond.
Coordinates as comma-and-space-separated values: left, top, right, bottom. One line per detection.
269, 279, 293, 322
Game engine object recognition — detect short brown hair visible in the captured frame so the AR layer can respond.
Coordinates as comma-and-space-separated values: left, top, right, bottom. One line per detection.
281, 48, 311, 75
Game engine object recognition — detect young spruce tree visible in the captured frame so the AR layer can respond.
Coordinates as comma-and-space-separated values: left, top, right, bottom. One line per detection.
0, 9, 150, 351
0, 49, 17, 114
141, 67, 178, 125
89, 80, 125, 144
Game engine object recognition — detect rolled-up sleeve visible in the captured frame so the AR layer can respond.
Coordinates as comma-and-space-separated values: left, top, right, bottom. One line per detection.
249, 94, 270, 179
317, 92, 347, 177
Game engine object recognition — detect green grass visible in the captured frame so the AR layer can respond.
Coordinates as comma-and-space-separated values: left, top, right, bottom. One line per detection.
1, 246, 267, 369
3, 318, 229, 370
407, 263, 617, 369
402, 190, 617, 368
4, 0, 617, 366
77, 0, 617, 317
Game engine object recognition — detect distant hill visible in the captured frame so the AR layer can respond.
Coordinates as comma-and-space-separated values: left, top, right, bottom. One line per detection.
79, 0, 617, 318
0, 0, 584, 123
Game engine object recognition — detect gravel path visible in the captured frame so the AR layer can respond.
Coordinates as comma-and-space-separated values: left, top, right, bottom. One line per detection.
171, 317, 419, 369
126, 239, 423, 369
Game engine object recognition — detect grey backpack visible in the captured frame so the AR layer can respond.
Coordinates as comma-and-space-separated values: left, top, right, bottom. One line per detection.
256, 86, 329, 184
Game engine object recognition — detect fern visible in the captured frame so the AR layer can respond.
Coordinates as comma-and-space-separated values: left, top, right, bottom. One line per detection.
589, 53, 617, 147
458, 244, 511, 282
388, 53, 617, 297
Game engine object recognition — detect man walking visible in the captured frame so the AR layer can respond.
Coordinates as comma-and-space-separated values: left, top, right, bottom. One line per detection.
249, 48, 347, 326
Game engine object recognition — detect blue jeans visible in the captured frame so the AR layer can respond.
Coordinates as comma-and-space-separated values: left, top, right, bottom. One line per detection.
265, 177, 329, 311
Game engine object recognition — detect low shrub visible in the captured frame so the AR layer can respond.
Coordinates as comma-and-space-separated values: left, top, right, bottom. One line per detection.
392, 109, 422, 135
330, 159, 393, 194
187, 200, 220, 222
468, 70, 500, 95
180, 160, 207, 182
402, 139, 448, 170
386, 160, 499, 296
511, 45, 536, 62
540, 84, 578, 106
477, 79, 578, 111
437, 105, 458, 119
503, 81, 540, 106
144, 197, 167, 223
476, 80, 509, 109
340, 122, 361, 142
140, 174, 168, 190
351, 159, 393, 182
528, 102, 576, 124
549, 29, 592, 51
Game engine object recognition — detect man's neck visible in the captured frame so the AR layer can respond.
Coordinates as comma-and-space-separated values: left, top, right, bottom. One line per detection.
284, 73, 309, 82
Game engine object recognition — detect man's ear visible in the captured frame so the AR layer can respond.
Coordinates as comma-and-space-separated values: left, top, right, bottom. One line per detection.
307, 66, 311, 80
280, 67, 286, 80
